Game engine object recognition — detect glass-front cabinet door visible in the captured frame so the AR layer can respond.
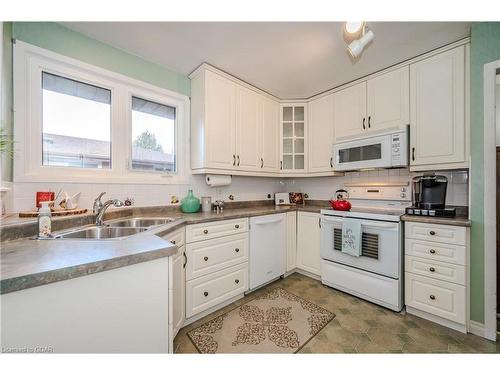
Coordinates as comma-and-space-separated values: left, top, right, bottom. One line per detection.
280, 104, 307, 173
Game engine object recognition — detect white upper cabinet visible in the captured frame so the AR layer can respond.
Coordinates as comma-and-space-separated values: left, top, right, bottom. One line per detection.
190, 65, 280, 174
199, 69, 237, 170
280, 104, 307, 173
236, 86, 260, 171
366, 66, 410, 134
409, 45, 467, 169
333, 82, 367, 142
260, 97, 280, 172
308, 94, 335, 173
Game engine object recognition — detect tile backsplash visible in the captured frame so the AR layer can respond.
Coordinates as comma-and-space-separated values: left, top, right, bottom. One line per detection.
6, 168, 469, 213
287, 168, 469, 207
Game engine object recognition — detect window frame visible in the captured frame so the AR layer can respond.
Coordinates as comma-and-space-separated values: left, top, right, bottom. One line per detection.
13, 41, 190, 184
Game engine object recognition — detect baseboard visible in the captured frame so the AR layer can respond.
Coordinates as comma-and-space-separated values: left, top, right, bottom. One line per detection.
469, 320, 486, 337
406, 306, 467, 333
294, 268, 321, 281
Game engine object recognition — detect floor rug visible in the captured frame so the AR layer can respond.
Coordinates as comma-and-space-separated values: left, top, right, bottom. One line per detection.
187, 287, 335, 353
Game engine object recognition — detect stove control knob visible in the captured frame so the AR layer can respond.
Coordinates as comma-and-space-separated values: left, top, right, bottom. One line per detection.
400, 193, 406, 198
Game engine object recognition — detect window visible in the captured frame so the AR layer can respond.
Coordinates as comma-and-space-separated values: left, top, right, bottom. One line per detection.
42, 72, 112, 169
14, 41, 189, 184
131, 97, 176, 172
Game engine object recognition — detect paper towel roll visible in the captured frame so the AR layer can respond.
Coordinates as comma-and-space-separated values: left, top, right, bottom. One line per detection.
205, 174, 232, 187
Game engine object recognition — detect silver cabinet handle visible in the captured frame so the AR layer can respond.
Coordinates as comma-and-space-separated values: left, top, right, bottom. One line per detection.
261, 158, 264, 168
330, 157, 333, 168
183, 252, 187, 268
237, 155, 240, 166
233, 154, 236, 166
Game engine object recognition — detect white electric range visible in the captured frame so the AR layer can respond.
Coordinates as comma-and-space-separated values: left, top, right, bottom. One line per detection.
320, 183, 411, 311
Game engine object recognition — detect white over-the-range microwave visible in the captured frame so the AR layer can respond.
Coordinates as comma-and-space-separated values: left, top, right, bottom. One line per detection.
332, 128, 408, 171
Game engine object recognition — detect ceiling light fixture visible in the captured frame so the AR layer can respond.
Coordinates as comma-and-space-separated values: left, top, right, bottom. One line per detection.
344, 22, 375, 60
344, 21, 365, 40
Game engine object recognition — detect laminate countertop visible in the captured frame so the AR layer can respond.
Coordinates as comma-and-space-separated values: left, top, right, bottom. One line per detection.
401, 214, 471, 227
1, 204, 326, 294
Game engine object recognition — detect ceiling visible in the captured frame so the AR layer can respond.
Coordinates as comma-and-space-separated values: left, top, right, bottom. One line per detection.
62, 22, 471, 99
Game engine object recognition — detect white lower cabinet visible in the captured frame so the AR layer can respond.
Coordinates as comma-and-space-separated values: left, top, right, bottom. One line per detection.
185, 218, 249, 320
404, 221, 469, 333
296, 211, 321, 276
286, 211, 297, 272
186, 263, 248, 318
166, 228, 186, 339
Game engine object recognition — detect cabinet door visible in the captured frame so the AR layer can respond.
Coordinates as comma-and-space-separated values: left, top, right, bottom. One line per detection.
260, 97, 280, 172
281, 104, 307, 173
333, 82, 367, 142
205, 70, 237, 169
236, 86, 260, 171
296, 212, 321, 276
410, 46, 466, 166
172, 246, 185, 337
286, 211, 297, 272
366, 66, 409, 134
308, 94, 334, 172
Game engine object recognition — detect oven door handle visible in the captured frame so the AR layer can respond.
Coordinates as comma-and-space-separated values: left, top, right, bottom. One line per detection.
360, 221, 399, 229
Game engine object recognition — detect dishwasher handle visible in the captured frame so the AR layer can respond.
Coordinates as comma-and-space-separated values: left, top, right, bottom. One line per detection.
252, 215, 285, 225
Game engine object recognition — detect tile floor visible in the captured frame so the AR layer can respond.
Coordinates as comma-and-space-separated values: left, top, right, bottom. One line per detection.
174, 273, 500, 354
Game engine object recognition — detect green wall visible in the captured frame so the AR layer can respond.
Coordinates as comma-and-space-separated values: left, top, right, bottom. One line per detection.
1, 22, 13, 182
470, 22, 500, 323
12, 22, 190, 96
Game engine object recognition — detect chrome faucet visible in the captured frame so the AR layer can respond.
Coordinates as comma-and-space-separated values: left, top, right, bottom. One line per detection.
93, 192, 124, 226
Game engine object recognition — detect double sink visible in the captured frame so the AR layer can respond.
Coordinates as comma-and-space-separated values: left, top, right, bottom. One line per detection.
55, 217, 176, 240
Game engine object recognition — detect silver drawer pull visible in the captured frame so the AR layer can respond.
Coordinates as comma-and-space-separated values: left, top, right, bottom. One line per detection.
203, 229, 209, 234
204, 291, 208, 297
429, 230, 436, 235
235, 248, 240, 253
204, 256, 208, 261
429, 249, 436, 254
235, 279, 240, 284
429, 267, 435, 272
429, 295, 436, 300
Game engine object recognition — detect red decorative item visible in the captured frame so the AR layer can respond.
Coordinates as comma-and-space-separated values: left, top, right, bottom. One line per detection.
36, 192, 55, 209
329, 189, 352, 211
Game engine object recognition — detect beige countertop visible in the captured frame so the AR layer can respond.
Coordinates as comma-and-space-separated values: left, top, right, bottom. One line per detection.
1, 203, 326, 294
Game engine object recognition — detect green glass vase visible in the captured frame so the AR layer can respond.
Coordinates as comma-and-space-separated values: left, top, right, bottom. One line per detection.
180, 189, 201, 213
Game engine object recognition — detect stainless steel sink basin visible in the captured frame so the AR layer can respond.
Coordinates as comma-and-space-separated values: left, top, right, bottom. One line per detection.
56, 226, 149, 239
105, 217, 176, 228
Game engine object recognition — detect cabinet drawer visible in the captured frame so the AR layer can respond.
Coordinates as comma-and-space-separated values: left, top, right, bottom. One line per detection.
405, 238, 466, 265
405, 222, 466, 245
405, 272, 466, 324
162, 228, 185, 249
186, 218, 248, 243
405, 256, 465, 285
186, 233, 248, 281
186, 263, 248, 318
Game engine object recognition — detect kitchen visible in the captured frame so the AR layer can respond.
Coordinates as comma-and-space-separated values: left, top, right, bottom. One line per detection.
1, 7, 500, 373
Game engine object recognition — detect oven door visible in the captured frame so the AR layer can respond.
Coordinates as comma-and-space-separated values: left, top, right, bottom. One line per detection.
320, 215, 401, 279
333, 134, 392, 171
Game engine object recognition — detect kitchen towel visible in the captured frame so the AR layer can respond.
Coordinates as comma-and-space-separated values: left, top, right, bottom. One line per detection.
341, 218, 362, 257
205, 174, 232, 187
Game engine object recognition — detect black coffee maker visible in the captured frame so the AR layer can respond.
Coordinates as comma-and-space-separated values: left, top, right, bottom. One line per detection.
405, 174, 456, 217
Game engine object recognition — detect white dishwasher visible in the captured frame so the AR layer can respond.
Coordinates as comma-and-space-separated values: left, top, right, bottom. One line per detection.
249, 213, 286, 290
